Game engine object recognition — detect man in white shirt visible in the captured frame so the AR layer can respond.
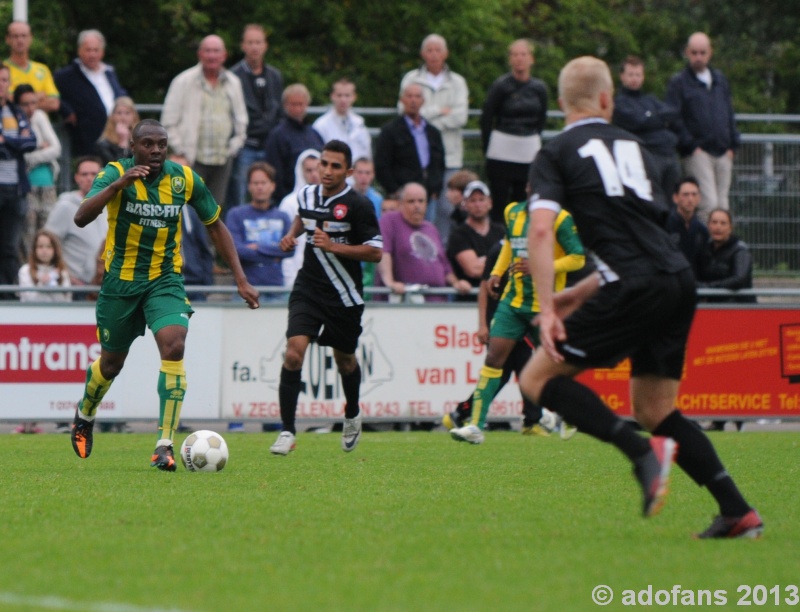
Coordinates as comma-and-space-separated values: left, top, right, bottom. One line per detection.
313, 78, 372, 162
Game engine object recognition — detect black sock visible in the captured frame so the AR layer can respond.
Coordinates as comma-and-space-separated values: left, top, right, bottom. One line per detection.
279, 367, 302, 434
540, 376, 650, 460
341, 364, 361, 419
522, 400, 543, 427
653, 410, 751, 516
456, 397, 472, 420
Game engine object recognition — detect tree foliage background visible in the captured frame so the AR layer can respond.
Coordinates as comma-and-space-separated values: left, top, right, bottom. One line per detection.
2, 0, 798, 118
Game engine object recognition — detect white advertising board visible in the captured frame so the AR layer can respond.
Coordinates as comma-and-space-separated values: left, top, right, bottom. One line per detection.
219, 305, 521, 422
1, 304, 522, 422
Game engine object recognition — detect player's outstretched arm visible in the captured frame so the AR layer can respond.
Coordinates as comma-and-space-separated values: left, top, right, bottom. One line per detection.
207, 219, 260, 309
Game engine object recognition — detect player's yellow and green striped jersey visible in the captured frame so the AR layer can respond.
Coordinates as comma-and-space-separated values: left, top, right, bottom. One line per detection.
492, 200, 585, 313
86, 158, 220, 282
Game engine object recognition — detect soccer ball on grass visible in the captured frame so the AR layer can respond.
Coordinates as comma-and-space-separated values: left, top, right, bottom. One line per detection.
180, 430, 229, 472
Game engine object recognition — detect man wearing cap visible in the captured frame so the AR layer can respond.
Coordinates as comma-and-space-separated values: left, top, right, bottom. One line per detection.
447, 189, 585, 443
446, 180, 505, 302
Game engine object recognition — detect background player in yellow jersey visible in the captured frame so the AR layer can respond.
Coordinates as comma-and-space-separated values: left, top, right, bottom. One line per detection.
449, 192, 584, 444
70, 119, 259, 470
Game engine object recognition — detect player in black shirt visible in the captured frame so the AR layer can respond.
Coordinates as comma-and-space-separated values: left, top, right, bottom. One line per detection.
520, 57, 761, 538
270, 140, 382, 456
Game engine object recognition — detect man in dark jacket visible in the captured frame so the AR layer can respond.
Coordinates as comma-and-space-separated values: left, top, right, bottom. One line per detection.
613, 55, 681, 199
666, 33, 739, 220
374, 82, 445, 207
664, 176, 709, 275
54, 30, 127, 156
229, 24, 283, 207
264, 83, 323, 202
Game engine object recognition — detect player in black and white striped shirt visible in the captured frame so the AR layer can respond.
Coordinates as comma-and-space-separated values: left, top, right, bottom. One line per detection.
270, 140, 382, 456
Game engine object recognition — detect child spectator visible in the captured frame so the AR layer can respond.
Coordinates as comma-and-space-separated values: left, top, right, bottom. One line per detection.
15, 230, 71, 433
18, 229, 71, 303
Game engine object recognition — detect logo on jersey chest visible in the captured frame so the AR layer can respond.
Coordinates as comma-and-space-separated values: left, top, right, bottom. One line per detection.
323, 221, 351, 233
333, 204, 348, 220
171, 176, 186, 194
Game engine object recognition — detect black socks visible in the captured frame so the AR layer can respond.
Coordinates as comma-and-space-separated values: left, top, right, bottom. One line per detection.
540, 376, 650, 459
279, 367, 302, 434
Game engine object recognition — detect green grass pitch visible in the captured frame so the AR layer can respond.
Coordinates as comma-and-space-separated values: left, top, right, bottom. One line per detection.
2, 431, 797, 611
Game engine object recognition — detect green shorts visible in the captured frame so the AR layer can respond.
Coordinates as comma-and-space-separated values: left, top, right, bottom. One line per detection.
95, 273, 193, 352
489, 299, 540, 345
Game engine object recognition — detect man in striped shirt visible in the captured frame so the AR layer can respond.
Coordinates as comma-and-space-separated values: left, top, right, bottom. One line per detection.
70, 119, 259, 470
269, 140, 382, 456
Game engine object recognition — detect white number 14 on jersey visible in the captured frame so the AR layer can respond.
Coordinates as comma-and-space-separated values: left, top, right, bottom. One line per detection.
578, 139, 653, 201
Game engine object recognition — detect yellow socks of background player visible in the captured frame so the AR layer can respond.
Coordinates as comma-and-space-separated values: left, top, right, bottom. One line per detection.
78, 359, 113, 420
157, 359, 186, 445
470, 365, 504, 429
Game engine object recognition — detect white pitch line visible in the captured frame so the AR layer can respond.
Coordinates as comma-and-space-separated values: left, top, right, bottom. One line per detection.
0, 592, 192, 612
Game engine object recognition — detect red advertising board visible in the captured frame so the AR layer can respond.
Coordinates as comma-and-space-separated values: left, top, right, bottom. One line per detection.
577, 308, 800, 419
0, 325, 100, 383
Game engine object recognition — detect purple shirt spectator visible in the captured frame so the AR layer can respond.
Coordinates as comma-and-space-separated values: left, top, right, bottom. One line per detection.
376, 209, 451, 302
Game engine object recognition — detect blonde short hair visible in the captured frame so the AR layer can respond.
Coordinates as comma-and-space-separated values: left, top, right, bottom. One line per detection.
558, 56, 613, 114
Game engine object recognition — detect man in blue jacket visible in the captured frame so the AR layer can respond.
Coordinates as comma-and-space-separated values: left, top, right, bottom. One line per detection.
54, 30, 127, 156
613, 55, 681, 200
666, 32, 739, 220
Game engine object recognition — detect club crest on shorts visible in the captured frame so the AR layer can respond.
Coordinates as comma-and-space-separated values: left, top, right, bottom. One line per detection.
333, 204, 348, 220
171, 176, 186, 194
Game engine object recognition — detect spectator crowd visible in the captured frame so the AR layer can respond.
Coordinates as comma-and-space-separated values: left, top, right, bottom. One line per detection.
0, 21, 753, 309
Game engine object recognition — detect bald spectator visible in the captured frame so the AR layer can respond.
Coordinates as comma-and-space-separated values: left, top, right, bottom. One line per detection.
161, 34, 248, 208
4, 21, 59, 113
265, 83, 324, 202
399, 34, 468, 241
376, 182, 470, 303
54, 29, 128, 156
666, 32, 739, 219
374, 83, 445, 203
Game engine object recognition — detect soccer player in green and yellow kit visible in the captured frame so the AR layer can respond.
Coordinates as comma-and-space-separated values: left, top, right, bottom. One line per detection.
70, 119, 259, 470
449, 194, 584, 444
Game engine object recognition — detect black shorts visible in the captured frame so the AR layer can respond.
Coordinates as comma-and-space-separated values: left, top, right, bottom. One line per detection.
559, 269, 697, 379
286, 292, 364, 354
